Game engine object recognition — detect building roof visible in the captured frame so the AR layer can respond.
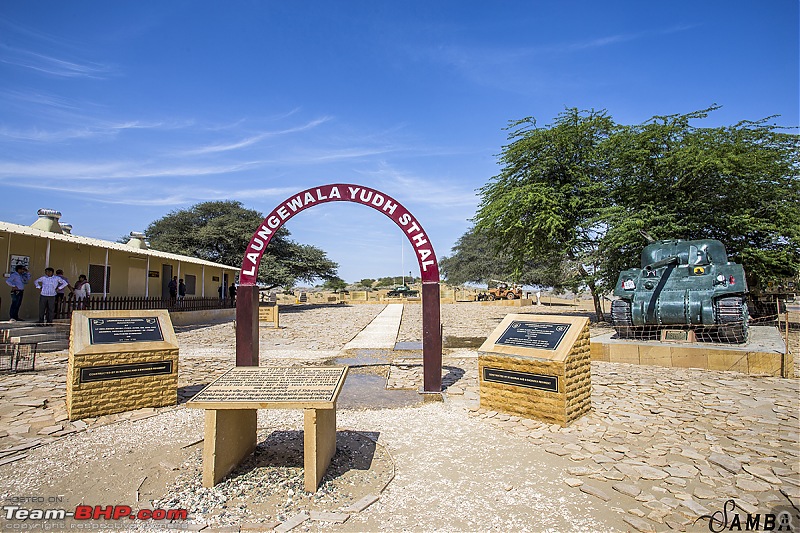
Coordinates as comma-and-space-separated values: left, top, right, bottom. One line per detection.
0, 221, 240, 271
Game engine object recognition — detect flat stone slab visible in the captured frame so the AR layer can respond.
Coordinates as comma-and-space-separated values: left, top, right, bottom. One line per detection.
580, 485, 611, 501
634, 466, 669, 480
343, 304, 403, 349
708, 453, 742, 474
613, 483, 642, 497
275, 512, 309, 533
623, 516, 657, 533
309, 511, 349, 523
342, 494, 380, 513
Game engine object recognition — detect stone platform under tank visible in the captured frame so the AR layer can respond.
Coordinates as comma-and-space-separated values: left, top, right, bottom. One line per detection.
590, 326, 792, 377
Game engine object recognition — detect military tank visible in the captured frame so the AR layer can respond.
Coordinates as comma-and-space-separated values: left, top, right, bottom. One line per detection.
611, 239, 748, 343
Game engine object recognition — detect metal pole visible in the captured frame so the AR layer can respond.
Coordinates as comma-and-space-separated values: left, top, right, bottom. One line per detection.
45, 238, 51, 268
401, 236, 404, 286
5, 233, 11, 273
785, 300, 790, 378
103, 249, 108, 297
145, 255, 150, 297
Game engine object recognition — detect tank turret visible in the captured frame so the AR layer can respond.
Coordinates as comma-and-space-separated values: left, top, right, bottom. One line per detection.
611, 239, 748, 343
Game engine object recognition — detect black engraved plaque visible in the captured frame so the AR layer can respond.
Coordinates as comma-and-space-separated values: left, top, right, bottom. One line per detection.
495, 321, 570, 351
483, 367, 558, 392
89, 317, 164, 345
80, 361, 173, 383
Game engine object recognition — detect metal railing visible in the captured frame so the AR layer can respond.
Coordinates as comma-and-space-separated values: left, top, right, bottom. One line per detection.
56, 295, 235, 319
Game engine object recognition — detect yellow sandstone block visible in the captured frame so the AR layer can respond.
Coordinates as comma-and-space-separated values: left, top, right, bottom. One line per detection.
607, 344, 641, 365
670, 348, 708, 370
639, 345, 672, 367
747, 352, 783, 376
706, 350, 749, 373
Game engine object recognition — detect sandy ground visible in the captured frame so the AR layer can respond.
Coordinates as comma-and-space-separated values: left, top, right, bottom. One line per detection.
0, 302, 797, 533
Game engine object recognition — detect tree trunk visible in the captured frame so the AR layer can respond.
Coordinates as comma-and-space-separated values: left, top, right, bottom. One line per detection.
590, 285, 605, 323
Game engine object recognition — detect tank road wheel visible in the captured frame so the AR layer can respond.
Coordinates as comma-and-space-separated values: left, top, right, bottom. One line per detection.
611, 299, 633, 338
506, 291, 516, 300
714, 297, 748, 344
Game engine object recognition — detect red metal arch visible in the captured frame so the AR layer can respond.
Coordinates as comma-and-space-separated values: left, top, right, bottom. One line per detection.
236, 183, 442, 392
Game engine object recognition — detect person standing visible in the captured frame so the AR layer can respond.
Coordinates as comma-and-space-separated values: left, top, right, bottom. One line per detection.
34, 268, 68, 325
54, 269, 71, 318
229, 283, 236, 305
168, 276, 178, 301
72, 274, 91, 309
5, 264, 30, 321
178, 279, 186, 300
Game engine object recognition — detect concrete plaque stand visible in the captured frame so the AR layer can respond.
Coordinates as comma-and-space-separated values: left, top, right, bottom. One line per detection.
187, 366, 348, 492
67, 310, 178, 421
478, 314, 591, 426
258, 302, 280, 328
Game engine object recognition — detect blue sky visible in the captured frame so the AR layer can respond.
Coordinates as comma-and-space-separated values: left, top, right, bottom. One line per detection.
1, 1, 797, 284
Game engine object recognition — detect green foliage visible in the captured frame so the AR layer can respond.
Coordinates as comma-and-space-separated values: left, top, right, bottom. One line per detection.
466, 106, 799, 318
144, 200, 339, 289
322, 277, 347, 292
440, 226, 569, 288
357, 278, 375, 290
375, 276, 401, 287
600, 107, 800, 289
474, 109, 614, 316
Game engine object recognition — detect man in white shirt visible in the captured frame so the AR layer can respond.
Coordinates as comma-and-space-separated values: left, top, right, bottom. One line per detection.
34, 268, 68, 325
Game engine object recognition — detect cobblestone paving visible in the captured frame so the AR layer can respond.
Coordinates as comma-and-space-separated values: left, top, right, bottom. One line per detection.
1, 304, 797, 533
0, 306, 385, 464
388, 355, 800, 532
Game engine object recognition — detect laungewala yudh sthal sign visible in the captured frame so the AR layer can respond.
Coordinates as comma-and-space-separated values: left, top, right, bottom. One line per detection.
236, 184, 443, 392
239, 184, 438, 283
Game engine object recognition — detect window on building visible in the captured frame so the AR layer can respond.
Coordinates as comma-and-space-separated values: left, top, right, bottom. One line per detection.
88, 264, 111, 294
185, 274, 197, 295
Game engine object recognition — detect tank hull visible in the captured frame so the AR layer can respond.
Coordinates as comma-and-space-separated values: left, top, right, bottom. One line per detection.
612, 239, 748, 343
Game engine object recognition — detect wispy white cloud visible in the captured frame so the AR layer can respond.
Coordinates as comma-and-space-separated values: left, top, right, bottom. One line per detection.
0, 44, 115, 78
365, 163, 480, 210
0, 118, 195, 142
0, 159, 265, 180
0, 175, 297, 206
179, 117, 333, 155
422, 24, 698, 93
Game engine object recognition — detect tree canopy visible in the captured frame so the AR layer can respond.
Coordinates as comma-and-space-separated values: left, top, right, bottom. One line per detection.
453, 106, 798, 319
439, 226, 568, 289
144, 200, 339, 289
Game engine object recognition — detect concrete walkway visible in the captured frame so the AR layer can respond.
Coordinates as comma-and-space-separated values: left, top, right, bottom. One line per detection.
342, 304, 403, 350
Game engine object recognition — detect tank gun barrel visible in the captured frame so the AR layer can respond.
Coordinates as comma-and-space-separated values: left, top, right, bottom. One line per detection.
644, 255, 679, 271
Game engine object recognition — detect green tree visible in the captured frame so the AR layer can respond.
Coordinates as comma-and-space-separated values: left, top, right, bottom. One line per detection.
474, 106, 799, 321
357, 278, 375, 290
144, 201, 339, 290
600, 106, 800, 291
323, 277, 347, 292
474, 109, 615, 318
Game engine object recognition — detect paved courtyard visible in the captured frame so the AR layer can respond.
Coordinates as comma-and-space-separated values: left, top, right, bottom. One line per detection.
0, 303, 797, 532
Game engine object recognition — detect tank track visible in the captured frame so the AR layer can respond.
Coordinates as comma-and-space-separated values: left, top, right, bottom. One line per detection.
611, 299, 633, 338
712, 296, 748, 343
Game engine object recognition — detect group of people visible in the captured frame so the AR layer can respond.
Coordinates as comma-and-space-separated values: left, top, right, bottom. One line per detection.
167, 276, 187, 300
218, 283, 237, 304
5, 265, 91, 325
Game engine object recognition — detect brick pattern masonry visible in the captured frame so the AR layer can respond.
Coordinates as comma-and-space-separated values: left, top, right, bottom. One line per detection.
479, 323, 592, 426
66, 348, 178, 421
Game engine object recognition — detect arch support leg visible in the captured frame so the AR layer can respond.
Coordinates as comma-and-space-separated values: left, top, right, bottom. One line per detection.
422, 282, 442, 392
236, 285, 259, 366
